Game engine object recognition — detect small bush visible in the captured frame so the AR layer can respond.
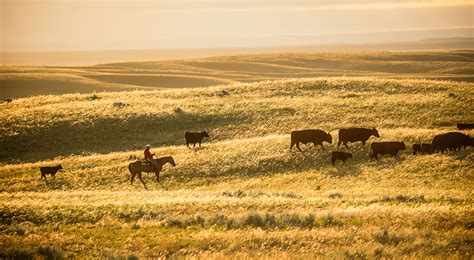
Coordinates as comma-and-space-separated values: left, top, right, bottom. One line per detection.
373, 227, 406, 246
396, 195, 425, 203
166, 218, 183, 228
173, 107, 184, 114
321, 214, 343, 227
88, 93, 101, 101
328, 192, 343, 199
131, 223, 140, 230
344, 250, 367, 260
38, 245, 64, 259
241, 213, 265, 228
113, 101, 127, 108
221, 189, 246, 198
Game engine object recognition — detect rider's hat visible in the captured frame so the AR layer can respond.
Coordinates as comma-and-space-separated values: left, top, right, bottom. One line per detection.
145, 144, 151, 148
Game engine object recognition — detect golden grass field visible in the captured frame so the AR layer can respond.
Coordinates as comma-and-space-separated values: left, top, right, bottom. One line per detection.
0, 52, 473, 258
2, 50, 473, 99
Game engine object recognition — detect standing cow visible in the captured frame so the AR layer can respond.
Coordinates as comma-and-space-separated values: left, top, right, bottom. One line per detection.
338, 128, 380, 147
40, 165, 63, 179
371, 142, 406, 160
432, 132, 471, 152
185, 130, 210, 148
457, 123, 474, 130
290, 129, 332, 153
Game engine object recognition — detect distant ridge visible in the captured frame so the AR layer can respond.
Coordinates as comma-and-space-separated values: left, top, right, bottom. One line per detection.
418, 37, 474, 43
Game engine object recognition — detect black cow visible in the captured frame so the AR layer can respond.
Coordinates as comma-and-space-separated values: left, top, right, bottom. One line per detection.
413, 143, 433, 155
338, 128, 380, 147
331, 151, 353, 166
290, 129, 332, 153
432, 132, 471, 152
371, 142, 406, 160
185, 131, 210, 148
40, 165, 63, 179
457, 123, 474, 130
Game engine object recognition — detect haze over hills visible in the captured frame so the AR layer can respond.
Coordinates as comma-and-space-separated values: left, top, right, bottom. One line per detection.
2, 37, 473, 66
1, 48, 473, 99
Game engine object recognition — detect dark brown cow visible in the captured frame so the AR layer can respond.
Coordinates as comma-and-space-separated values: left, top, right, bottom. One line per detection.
371, 142, 406, 160
331, 151, 353, 166
432, 132, 471, 152
290, 129, 332, 153
185, 131, 210, 148
457, 123, 474, 130
413, 143, 433, 155
338, 128, 380, 147
40, 165, 63, 179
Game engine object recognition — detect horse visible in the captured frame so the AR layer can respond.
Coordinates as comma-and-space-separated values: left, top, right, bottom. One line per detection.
128, 156, 176, 189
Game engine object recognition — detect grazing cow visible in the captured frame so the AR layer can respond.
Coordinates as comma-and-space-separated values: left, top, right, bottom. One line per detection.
331, 151, 353, 166
413, 143, 433, 155
290, 129, 332, 153
185, 131, 210, 148
371, 142, 406, 160
432, 132, 471, 152
457, 123, 474, 130
40, 165, 63, 179
338, 128, 380, 147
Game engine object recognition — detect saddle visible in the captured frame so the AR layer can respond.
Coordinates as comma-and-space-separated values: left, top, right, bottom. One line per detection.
140, 160, 151, 166
140, 160, 156, 169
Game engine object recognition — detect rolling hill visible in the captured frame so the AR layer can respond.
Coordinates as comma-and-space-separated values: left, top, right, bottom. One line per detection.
0, 77, 473, 258
1, 50, 473, 99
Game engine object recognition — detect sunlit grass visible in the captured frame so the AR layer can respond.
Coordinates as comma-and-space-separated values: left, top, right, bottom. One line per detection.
0, 75, 473, 257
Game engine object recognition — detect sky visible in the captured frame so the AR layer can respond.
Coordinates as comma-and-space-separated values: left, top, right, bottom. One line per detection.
1, 0, 473, 52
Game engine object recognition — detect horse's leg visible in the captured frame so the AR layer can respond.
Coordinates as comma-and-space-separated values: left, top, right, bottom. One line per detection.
154, 171, 160, 182
138, 173, 147, 189
193, 142, 196, 148
130, 172, 136, 184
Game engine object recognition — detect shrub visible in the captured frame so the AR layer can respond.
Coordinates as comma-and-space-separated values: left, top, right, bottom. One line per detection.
328, 192, 343, 199
37, 245, 64, 259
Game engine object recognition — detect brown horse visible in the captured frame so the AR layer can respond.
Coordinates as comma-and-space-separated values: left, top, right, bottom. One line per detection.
128, 156, 176, 189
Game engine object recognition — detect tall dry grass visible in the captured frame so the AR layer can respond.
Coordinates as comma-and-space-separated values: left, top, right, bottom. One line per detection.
0, 76, 473, 258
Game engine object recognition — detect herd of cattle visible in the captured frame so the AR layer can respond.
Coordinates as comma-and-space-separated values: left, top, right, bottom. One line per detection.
290, 126, 473, 165
38, 125, 473, 181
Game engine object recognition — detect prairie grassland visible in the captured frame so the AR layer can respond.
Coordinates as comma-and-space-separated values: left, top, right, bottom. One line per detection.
0, 77, 473, 258
2, 50, 473, 98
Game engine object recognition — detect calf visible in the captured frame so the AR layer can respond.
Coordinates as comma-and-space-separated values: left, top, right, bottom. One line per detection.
40, 165, 63, 179
185, 130, 210, 148
371, 142, 406, 160
290, 129, 332, 153
413, 143, 433, 155
338, 128, 380, 147
331, 151, 353, 166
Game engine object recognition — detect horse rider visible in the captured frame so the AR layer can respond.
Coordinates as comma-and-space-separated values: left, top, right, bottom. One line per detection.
144, 144, 156, 167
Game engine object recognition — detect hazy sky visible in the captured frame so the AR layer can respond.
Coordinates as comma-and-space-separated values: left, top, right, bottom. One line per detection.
2, 0, 473, 52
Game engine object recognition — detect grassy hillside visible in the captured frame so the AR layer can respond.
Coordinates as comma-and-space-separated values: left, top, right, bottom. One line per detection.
2, 50, 473, 98
1, 77, 473, 258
